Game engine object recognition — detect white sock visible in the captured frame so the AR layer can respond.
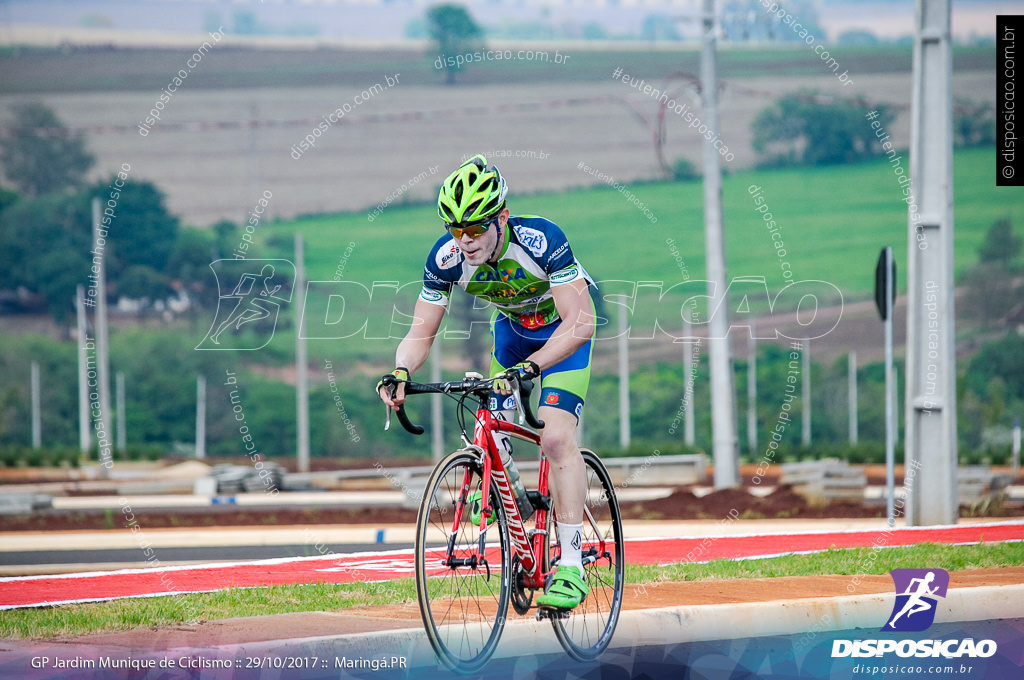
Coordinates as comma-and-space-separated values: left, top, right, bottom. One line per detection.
557, 521, 584, 570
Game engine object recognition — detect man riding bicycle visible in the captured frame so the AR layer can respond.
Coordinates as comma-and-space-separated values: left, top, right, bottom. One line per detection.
377, 154, 596, 611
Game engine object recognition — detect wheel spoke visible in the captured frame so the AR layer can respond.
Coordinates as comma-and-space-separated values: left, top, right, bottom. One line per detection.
415, 452, 510, 673
549, 449, 624, 661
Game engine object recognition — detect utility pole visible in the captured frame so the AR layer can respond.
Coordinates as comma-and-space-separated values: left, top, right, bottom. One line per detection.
30, 361, 41, 449
618, 307, 630, 449
747, 327, 757, 454
848, 351, 858, 444
701, 0, 739, 488
76, 285, 90, 457
802, 338, 811, 447
196, 375, 206, 459
904, 0, 957, 525
683, 317, 695, 447
295, 233, 310, 473
92, 198, 112, 471
116, 371, 126, 452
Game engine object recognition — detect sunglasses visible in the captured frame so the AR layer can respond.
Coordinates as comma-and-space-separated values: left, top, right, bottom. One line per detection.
445, 217, 497, 240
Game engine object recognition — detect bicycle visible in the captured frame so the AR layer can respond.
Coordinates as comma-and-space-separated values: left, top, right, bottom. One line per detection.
380, 371, 624, 673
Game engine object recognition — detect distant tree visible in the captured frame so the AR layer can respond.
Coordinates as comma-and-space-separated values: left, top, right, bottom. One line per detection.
978, 216, 1022, 268
0, 186, 18, 215
83, 177, 180, 276
960, 217, 1022, 327
0, 103, 95, 196
426, 4, 485, 85
0, 178, 181, 318
752, 92, 895, 167
0, 192, 90, 318
954, 98, 996, 148
672, 158, 700, 182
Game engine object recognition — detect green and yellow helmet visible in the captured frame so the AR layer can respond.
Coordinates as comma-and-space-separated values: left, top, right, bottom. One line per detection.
437, 154, 508, 226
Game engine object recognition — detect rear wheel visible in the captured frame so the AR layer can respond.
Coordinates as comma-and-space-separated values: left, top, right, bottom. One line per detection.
548, 448, 624, 661
414, 449, 511, 673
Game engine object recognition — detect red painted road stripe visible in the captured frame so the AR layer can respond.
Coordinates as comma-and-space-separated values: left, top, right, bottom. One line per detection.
1, 521, 1020, 609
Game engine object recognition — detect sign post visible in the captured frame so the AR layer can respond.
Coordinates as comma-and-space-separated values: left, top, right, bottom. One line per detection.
876, 246, 897, 527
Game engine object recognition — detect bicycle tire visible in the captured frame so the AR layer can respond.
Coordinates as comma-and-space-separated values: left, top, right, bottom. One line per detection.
414, 449, 511, 673
548, 448, 624, 661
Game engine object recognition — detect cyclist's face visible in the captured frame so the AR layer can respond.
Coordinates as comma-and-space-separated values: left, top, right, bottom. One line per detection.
457, 209, 507, 265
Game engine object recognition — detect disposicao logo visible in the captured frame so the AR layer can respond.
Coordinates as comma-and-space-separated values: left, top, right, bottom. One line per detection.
831, 568, 998, 659
883, 568, 949, 632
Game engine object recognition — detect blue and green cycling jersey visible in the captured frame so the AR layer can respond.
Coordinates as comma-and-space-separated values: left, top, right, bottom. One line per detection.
419, 215, 592, 330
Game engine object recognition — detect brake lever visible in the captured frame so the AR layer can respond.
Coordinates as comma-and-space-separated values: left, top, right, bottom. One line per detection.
384, 404, 392, 431
513, 376, 528, 425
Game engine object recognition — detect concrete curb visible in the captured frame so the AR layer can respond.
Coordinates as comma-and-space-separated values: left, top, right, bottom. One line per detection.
190, 583, 1024, 664
9, 583, 1014, 671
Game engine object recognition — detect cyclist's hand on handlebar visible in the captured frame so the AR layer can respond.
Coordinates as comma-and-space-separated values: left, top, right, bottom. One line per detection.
491, 360, 540, 395
376, 367, 410, 409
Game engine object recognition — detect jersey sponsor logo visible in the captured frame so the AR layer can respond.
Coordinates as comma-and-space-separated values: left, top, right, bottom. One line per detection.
545, 393, 560, 405
436, 243, 461, 270
575, 402, 583, 417
549, 264, 580, 285
474, 267, 527, 282
419, 287, 445, 303
546, 242, 569, 263
519, 310, 549, 329
424, 268, 444, 284
514, 226, 547, 257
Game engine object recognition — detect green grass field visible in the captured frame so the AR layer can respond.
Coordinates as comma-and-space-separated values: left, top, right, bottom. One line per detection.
2, 541, 1020, 640
260, 147, 1019, 364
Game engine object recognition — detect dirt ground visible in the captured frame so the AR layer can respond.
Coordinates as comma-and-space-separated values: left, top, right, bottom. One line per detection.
2, 462, 1020, 531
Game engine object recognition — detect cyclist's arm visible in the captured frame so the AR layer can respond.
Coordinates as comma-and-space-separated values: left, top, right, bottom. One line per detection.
528, 278, 594, 370
380, 298, 446, 408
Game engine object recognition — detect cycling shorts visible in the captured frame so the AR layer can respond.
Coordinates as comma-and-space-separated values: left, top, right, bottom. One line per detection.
488, 310, 592, 421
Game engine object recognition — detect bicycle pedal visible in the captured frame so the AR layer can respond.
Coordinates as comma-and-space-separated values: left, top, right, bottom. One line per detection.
535, 605, 572, 621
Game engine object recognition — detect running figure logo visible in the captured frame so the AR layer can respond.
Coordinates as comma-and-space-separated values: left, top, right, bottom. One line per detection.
196, 259, 295, 350
881, 568, 949, 632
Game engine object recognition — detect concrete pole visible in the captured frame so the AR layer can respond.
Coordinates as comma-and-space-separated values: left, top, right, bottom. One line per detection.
92, 198, 112, 471
76, 285, 90, 457
196, 375, 206, 459
702, 0, 739, 487
904, 0, 957, 525
683, 317, 695, 447
885, 248, 896, 527
747, 327, 757, 454
1012, 418, 1020, 478
802, 338, 811, 447
848, 351, 858, 445
30, 361, 41, 449
618, 307, 630, 449
116, 371, 126, 452
295, 233, 310, 473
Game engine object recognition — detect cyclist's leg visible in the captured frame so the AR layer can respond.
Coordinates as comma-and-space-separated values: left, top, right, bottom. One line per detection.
535, 334, 593, 610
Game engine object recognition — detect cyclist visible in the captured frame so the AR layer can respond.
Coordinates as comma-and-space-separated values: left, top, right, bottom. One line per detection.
377, 154, 596, 611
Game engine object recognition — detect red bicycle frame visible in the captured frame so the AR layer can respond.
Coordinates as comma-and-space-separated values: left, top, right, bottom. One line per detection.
450, 406, 552, 590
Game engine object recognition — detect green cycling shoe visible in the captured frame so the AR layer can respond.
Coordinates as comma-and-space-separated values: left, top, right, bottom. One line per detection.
537, 565, 590, 610
467, 489, 484, 527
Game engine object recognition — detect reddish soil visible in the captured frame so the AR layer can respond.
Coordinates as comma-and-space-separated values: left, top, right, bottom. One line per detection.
3, 482, 1020, 532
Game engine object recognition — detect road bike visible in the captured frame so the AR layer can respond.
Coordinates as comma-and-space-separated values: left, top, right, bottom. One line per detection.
381, 372, 624, 673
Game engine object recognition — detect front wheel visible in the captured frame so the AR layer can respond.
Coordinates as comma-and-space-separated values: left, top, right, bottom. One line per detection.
548, 448, 625, 661
414, 449, 511, 673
